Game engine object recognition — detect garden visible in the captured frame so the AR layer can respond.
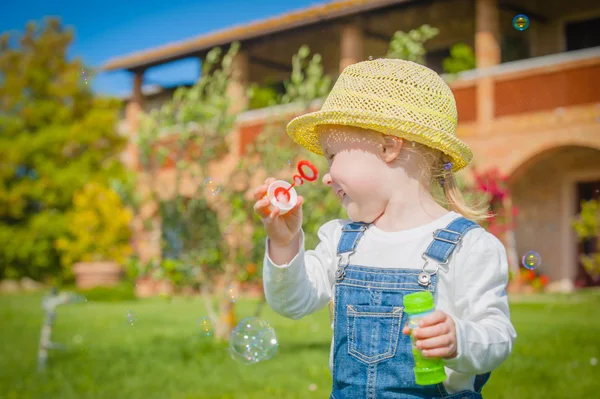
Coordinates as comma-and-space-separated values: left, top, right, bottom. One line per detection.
1, 19, 600, 399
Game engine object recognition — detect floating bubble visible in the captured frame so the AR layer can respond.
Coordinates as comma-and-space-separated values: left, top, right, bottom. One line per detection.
80, 69, 89, 84
512, 14, 530, 31
126, 310, 136, 326
72, 335, 83, 344
522, 251, 541, 270
309, 383, 317, 392
287, 160, 292, 166
225, 285, 237, 303
203, 177, 221, 196
198, 316, 214, 337
229, 317, 279, 365
368, 56, 373, 60
591, 357, 598, 366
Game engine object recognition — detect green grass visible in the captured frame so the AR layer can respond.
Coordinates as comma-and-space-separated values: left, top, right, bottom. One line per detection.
1, 289, 599, 399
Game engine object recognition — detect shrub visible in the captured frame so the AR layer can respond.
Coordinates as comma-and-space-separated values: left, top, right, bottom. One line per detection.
55, 183, 133, 278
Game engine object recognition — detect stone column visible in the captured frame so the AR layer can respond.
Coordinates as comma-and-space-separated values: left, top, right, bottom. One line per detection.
339, 20, 364, 73
124, 70, 144, 169
475, 0, 500, 134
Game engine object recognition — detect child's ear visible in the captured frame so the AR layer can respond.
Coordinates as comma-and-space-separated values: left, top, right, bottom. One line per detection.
381, 136, 403, 162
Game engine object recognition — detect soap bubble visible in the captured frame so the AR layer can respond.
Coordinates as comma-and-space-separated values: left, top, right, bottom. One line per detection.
309, 383, 317, 391
368, 56, 373, 60
229, 317, 279, 365
198, 316, 214, 337
225, 285, 237, 303
591, 357, 598, 366
80, 68, 89, 84
512, 14, 530, 31
126, 310, 136, 326
522, 251, 541, 270
287, 160, 292, 167
203, 177, 221, 196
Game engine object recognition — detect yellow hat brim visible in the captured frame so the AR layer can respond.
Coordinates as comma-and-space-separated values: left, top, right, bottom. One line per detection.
286, 109, 473, 172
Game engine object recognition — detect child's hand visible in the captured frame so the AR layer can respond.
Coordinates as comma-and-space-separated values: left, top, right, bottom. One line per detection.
402, 310, 458, 359
253, 177, 304, 247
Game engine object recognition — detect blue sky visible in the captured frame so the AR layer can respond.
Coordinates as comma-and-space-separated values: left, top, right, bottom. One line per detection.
1, 0, 324, 97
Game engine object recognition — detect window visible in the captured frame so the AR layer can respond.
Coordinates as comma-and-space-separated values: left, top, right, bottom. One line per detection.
565, 16, 600, 51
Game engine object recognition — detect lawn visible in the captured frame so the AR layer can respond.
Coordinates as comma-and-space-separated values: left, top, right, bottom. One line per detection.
1, 289, 599, 399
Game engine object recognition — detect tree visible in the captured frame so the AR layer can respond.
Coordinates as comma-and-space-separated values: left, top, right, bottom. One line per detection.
386, 25, 439, 64
443, 43, 476, 74
136, 43, 240, 339
235, 45, 342, 317
0, 18, 127, 281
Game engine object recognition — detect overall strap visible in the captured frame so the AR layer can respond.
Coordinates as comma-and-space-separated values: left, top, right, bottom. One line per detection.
423, 217, 480, 264
424, 216, 491, 393
334, 222, 369, 281
474, 372, 491, 393
336, 222, 369, 256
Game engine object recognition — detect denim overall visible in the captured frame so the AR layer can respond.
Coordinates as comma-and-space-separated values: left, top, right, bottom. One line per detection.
330, 217, 491, 399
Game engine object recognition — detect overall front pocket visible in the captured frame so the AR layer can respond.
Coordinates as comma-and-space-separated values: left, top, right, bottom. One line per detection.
346, 305, 403, 365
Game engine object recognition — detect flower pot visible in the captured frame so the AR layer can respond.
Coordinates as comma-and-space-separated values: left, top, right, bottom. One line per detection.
73, 261, 124, 289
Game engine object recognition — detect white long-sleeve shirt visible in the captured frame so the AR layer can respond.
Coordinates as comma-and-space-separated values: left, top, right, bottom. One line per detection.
263, 211, 517, 394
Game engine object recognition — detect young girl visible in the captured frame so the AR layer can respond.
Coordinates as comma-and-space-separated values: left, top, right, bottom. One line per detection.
253, 59, 516, 399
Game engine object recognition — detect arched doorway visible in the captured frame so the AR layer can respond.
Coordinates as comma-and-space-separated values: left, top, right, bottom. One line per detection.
509, 146, 600, 288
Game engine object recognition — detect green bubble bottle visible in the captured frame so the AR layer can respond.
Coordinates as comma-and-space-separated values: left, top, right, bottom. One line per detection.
403, 291, 447, 385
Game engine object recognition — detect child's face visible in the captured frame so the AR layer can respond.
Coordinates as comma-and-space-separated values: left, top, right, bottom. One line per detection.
317, 125, 396, 223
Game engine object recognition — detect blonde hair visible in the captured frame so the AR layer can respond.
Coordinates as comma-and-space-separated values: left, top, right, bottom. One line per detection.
398, 139, 491, 222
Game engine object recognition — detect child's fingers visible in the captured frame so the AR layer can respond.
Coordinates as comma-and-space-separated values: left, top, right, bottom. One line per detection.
419, 310, 446, 327
265, 207, 280, 223
415, 335, 449, 351
253, 198, 271, 217
253, 185, 268, 200
412, 323, 447, 340
252, 178, 277, 200
402, 323, 411, 335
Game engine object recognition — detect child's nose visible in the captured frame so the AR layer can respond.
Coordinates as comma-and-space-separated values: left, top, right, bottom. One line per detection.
322, 172, 333, 186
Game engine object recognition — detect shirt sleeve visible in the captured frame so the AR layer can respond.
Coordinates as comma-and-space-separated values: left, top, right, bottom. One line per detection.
443, 231, 518, 374
262, 220, 339, 320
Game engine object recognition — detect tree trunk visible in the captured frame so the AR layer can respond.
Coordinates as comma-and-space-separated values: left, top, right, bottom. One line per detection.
214, 256, 238, 341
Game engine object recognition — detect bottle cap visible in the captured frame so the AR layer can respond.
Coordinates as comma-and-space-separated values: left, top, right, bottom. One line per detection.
403, 291, 435, 315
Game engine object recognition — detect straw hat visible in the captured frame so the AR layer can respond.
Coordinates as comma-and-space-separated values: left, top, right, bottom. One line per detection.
286, 58, 472, 171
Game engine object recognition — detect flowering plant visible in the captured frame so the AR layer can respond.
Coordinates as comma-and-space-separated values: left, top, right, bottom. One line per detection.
470, 167, 519, 237
516, 268, 550, 292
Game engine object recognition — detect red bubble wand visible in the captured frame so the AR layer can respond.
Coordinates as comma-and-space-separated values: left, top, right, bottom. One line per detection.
273, 160, 319, 202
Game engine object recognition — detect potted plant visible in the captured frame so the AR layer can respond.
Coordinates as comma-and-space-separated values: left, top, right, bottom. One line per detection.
56, 182, 133, 289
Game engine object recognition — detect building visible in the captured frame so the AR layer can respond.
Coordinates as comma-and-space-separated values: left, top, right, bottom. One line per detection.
102, 0, 600, 289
